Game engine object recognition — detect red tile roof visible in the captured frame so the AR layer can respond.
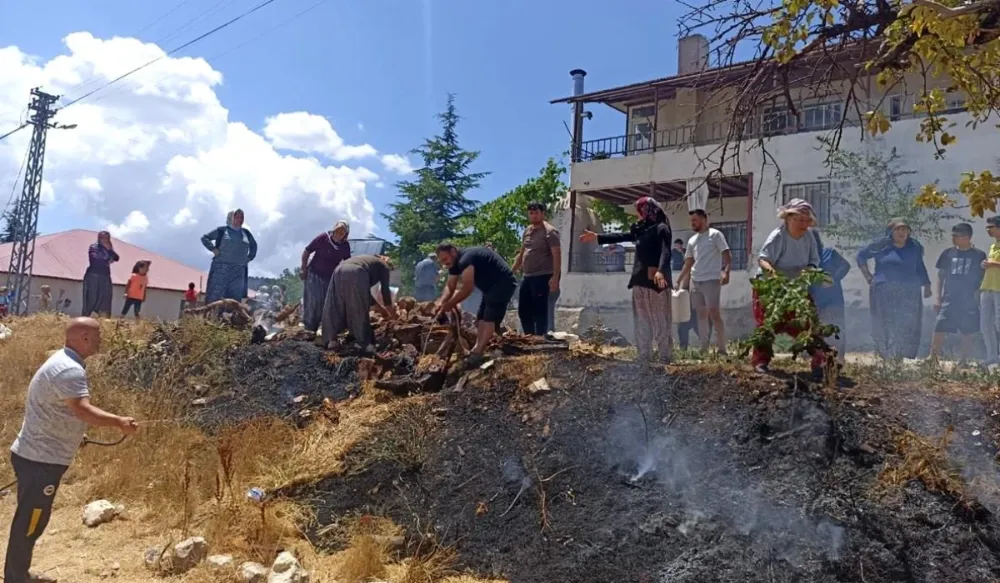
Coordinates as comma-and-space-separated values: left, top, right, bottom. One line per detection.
0, 229, 209, 292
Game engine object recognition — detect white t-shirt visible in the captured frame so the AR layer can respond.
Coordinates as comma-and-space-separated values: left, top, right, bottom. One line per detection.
11, 348, 90, 466
685, 228, 730, 282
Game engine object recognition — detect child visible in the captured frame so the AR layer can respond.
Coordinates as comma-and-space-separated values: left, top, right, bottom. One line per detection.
0, 285, 8, 318
184, 282, 198, 308
39, 285, 52, 311
123, 261, 150, 319
930, 223, 986, 363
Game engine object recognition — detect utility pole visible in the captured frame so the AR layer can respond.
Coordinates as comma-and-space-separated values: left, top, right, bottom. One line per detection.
5, 88, 75, 315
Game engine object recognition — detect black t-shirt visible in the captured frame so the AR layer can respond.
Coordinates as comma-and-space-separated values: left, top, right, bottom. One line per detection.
935, 246, 987, 306
449, 247, 516, 294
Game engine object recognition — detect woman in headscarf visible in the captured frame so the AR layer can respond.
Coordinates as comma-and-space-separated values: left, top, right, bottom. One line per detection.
301, 221, 352, 333
82, 230, 120, 317
856, 218, 931, 359
201, 209, 258, 303
579, 197, 673, 364
753, 199, 823, 375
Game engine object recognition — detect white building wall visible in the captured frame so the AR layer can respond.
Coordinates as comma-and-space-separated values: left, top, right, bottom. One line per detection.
559, 113, 994, 351
6, 275, 187, 321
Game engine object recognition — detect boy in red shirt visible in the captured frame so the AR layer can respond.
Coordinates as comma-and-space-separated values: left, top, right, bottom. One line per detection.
122, 261, 150, 319
183, 282, 198, 308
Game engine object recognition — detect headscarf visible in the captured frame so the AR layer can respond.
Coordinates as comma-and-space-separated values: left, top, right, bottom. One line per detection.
227, 209, 244, 231
777, 198, 817, 226
331, 220, 350, 243
635, 197, 667, 223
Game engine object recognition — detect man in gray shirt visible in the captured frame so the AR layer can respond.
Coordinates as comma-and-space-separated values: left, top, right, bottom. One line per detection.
413, 254, 440, 302
6, 318, 137, 583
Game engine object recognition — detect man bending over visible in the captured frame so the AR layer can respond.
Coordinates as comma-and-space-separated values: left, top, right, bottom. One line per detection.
435, 243, 517, 367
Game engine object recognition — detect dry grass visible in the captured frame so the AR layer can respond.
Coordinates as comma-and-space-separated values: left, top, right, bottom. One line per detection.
0, 315, 504, 582
495, 354, 549, 391
877, 428, 968, 499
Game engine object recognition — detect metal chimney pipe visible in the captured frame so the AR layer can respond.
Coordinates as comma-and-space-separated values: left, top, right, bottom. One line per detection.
570, 69, 587, 96
569, 70, 588, 162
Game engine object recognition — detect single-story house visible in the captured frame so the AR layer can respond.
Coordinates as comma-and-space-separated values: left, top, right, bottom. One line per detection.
0, 229, 209, 320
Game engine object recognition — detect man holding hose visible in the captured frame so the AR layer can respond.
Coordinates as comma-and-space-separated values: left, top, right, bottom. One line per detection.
4, 318, 138, 583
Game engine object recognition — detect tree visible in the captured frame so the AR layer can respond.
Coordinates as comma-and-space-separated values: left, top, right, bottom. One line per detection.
456, 159, 566, 262
821, 139, 958, 248
679, 0, 1000, 215
385, 94, 488, 290
589, 199, 632, 233
275, 267, 304, 304
0, 209, 23, 244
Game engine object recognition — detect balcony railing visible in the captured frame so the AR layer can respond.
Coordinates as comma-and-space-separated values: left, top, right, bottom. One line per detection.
575, 123, 728, 162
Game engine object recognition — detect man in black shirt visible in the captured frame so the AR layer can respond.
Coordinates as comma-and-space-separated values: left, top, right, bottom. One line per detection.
435, 243, 517, 364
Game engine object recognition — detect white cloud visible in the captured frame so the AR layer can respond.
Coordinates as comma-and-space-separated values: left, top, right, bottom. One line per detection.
0, 32, 408, 276
264, 112, 377, 162
107, 209, 150, 239
75, 176, 102, 193
380, 153, 415, 175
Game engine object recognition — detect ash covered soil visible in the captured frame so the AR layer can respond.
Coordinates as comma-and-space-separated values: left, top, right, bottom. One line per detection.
284, 355, 1000, 583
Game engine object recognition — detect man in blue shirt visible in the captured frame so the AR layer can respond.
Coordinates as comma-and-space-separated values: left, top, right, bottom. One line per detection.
413, 254, 440, 302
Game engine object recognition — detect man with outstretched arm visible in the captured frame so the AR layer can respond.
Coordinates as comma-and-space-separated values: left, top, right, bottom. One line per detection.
4, 318, 138, 583
435, 243, 517, 368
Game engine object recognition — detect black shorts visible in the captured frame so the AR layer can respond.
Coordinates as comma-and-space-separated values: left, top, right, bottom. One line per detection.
934, 306, 979, 335
477, 284, 515, 324
122, 298, 143, 316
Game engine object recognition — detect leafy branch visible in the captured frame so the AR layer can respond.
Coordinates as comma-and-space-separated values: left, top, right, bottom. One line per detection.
739, 268, 840, 360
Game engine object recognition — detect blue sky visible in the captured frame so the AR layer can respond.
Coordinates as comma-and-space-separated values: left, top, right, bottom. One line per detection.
1, 0, 687, 241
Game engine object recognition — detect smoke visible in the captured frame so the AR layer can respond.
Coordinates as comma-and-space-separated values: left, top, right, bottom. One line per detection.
605, 405, 845, 564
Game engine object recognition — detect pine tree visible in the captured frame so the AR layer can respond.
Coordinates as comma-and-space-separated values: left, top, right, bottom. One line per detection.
0, 209, 22, 244
385, 94, 488, 289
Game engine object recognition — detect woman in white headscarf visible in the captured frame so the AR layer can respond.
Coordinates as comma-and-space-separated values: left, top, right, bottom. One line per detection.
201, 209, 258, 303
301, 220, 351, 333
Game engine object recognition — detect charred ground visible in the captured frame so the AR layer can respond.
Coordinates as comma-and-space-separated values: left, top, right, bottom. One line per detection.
285, 355, 1000, 583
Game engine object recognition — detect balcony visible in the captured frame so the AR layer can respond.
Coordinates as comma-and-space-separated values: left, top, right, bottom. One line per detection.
575, 123, 728, 162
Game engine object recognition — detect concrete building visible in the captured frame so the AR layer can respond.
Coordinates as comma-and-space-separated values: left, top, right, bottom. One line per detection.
0, 229, 208, 320
550, 37, 990, 355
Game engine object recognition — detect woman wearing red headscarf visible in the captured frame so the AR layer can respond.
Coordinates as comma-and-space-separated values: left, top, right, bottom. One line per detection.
580, 197, 674, 364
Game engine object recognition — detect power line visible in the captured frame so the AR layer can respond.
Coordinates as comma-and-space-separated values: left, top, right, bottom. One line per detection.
83, 0, 332, 110
59, 0, 289, 110
0, 124, 27, 144
3, 145, 30, 215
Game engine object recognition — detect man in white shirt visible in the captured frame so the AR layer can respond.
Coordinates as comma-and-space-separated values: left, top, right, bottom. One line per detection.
5, 318, 138, 583
676, 209, 732, 353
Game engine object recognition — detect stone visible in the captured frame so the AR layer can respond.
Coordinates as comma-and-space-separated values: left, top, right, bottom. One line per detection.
168, 537, 208, 575
268, 551, 309, 583
240, 562, 269, 583
144, 547, 165, 572
528, 378, 551, 394
207, 554, 234, 570
82, 500, 120, 527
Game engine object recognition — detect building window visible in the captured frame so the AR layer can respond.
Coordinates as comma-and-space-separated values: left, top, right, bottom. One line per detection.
631, 105, 655, 119
889, 95, 904, 121
714, 221, 748, 270
801, 102, 842, 131
761, 106, 790, 136
944, 96, 966, 114
783, 182, 831, 225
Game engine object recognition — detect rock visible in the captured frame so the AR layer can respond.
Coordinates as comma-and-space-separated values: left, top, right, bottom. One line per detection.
168, 536, 208, 575
144, 547, 165, 572
207, 554, 234, 570
268, 551, 309, 583
528, 378, 551, 394
240, 562, 269, 583
83, 500, 121, 527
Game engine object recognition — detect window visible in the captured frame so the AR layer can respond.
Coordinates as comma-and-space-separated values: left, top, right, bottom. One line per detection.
631, 105, 655, 119
801, 102, 842, 130
761, 106, 790, 136
714, 221, 748, 270
889, 95, 904, 121
944, 96, 966, 114
783, 182, 831, 225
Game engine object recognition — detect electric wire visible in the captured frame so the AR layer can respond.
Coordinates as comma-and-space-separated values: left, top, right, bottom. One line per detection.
2, 145, 30, 215
58, 0, 290, 111
84, 0, 332, 111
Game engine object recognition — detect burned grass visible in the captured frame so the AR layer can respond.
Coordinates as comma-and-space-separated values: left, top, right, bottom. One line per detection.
290, 354, 1000, 583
